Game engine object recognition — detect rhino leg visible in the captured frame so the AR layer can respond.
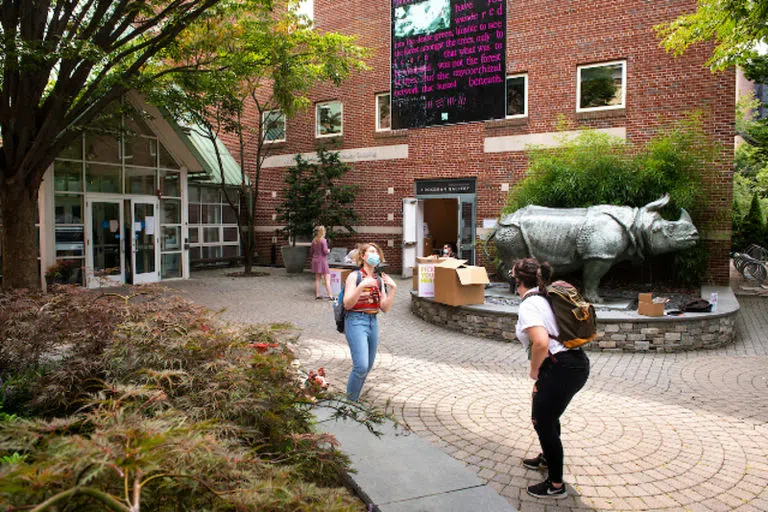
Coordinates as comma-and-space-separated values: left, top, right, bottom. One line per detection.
494, 225, 529, 286
582, 259, 613, 303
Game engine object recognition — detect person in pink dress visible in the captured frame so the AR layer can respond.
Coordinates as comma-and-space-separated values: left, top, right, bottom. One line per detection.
310, 225, 334, 300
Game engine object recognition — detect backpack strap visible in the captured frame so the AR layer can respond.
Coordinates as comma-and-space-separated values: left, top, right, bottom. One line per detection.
520, 288, 562, 343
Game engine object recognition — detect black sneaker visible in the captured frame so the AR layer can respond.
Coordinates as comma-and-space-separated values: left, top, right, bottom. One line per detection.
522, 453, 547, 470
527, 479, 567, 499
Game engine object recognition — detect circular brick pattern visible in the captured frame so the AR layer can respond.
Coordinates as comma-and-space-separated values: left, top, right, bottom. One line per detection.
168, 270, 768, 511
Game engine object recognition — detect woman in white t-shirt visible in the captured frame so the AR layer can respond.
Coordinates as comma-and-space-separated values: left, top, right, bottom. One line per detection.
512, 257, 590, 501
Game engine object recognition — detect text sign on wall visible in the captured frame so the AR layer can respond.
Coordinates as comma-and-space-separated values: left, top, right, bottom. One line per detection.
391, 0, 506, 130
416, 178, 476, 195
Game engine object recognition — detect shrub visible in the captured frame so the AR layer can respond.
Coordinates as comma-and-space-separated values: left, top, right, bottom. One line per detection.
505, 113, 713, 216
0, 287, 386, 511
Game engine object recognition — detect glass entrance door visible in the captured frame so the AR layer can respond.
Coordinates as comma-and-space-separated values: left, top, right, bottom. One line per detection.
87, 200, 124, 287
131, 199, 160, 284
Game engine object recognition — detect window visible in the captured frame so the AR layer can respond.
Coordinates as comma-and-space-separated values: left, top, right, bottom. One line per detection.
296, 0, 313, 22
316, 100, 343, 137
263, 110, 286, 143
577, 60, 626, 112
376, 93, 391, 131
187, 184, 240, 266
506, 74, 527, 118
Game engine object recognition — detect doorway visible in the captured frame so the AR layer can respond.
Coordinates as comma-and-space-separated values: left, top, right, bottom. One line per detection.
85, 196, 160, 287
402, 179, 477, 276
86, 199, 124, 287
126, 198, 160, 284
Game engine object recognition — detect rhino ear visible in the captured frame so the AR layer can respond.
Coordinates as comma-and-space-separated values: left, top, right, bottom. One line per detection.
645, 194, 670, 212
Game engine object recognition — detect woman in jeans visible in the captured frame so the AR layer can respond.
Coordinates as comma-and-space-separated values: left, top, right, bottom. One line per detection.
512, 258, 590, 500
342, 242, 397, 401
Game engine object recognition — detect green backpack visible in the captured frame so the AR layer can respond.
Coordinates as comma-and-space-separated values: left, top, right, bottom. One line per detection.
524, 281, 597, 349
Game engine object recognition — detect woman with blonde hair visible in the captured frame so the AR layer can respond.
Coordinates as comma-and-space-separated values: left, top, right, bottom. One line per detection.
310, 226, 333, 300
341, 242, 397, 401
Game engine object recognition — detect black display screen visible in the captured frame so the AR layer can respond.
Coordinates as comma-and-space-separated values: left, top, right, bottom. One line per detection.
391, 0, 506, 129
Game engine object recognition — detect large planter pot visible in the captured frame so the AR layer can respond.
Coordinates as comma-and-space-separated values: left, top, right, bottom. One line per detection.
281, 245, 309, 273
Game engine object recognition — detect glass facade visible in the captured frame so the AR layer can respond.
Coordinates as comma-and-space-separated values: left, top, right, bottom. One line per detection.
52, 106, 184, 284
188, 184, 240, 266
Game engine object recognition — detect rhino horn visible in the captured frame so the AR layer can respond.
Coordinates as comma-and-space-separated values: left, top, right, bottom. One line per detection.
645, 194, 670, 212
678, 208, 692, 224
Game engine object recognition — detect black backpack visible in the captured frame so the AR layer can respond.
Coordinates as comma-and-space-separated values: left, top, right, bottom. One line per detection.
523, 281, 597, 349
334, 271, 383, 333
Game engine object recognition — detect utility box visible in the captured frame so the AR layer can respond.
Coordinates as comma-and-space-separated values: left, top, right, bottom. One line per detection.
434, 258, 490, 306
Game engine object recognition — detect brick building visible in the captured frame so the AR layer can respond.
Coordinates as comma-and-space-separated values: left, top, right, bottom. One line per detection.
237, 0, 735, 283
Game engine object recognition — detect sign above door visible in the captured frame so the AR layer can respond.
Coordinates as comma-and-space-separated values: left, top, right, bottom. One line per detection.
415, 178, 476, 196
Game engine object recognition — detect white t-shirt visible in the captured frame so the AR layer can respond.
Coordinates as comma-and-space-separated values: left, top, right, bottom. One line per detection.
515, 287, 567, 356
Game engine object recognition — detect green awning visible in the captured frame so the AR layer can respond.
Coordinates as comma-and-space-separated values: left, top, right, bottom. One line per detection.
170, 120, 247, 187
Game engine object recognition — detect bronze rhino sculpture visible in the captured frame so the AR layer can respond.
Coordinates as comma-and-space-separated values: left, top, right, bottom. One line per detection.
485, 195, 698, 302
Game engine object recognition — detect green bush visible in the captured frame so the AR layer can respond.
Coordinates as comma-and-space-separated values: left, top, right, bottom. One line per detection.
505, 114, 713, 216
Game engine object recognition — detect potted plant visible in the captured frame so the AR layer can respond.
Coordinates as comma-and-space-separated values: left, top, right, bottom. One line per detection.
276, 147, 358, 273
45, 259, 82, 287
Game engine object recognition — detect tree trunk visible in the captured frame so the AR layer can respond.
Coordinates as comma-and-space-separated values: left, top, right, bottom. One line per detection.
1, 184, 41, 290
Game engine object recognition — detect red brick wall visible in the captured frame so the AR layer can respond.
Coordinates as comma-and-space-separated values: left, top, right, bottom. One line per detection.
223, 0, 735, 284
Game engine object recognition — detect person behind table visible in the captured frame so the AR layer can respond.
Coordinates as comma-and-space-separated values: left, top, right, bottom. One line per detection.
341, 242, 397, 401
442, 242, 457, 258
310, 225, 334, 300
512, 257, 590, 500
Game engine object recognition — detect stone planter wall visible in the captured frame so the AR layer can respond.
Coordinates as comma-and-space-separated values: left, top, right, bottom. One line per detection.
410, 291, 738, 352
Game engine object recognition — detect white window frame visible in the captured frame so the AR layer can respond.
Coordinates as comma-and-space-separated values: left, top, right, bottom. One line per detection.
576, 60, 627, 113
505, 73, 528, 119
315, 100, 343, 138
376, 93, 391, 132
262, 110, 286, 143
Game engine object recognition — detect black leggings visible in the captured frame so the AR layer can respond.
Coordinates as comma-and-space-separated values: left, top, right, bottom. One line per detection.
531, 349, 590, 483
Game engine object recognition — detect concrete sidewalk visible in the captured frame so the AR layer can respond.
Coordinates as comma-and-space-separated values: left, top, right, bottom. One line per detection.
313, 406, 515, 512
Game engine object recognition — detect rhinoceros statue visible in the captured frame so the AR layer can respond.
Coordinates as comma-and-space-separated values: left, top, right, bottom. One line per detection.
485, 195, 698, 302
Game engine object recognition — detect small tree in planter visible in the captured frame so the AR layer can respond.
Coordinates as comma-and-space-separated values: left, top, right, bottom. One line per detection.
276, 147, 359, 272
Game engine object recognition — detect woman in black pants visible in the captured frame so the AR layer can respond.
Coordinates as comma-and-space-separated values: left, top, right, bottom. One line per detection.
512, 258, 590, 499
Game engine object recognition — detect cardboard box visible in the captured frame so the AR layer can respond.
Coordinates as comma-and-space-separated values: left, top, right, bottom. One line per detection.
321, 268, 353, 298
433, 258, 490, 306
637, 293, 666, 317
417, 263, 436, 297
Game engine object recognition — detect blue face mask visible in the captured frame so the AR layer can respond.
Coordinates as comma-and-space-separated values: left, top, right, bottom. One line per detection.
366, 254, 381, 267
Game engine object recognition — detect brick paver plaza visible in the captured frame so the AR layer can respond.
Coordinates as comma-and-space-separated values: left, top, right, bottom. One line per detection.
168, 269, 768, 511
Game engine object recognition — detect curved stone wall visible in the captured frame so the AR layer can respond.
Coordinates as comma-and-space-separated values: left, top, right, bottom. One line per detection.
410, 287, 738, 352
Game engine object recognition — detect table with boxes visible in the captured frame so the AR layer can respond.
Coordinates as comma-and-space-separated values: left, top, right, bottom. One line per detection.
413, 256, 490, 307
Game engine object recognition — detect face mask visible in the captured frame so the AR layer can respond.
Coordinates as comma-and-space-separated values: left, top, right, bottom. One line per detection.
443, 249, 450, 255
366, 254, 381, 267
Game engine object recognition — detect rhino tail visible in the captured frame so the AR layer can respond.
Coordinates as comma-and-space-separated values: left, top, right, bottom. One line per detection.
483, 225, 498, 261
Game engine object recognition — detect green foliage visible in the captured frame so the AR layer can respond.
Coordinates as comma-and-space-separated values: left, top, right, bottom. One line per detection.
504, 114, 712, 216
276, 148, 359, 244
733, 191, 767, 251
0, 287, 390, 510
655, 0, 768, 71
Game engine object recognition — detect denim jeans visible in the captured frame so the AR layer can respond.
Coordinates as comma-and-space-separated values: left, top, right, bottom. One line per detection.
345, 311, 379, 401
531, 349, 590, 483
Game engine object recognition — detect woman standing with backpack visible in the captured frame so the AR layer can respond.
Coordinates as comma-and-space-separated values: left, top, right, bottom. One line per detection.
342, 242, 397, 401
512, 257, 590, 500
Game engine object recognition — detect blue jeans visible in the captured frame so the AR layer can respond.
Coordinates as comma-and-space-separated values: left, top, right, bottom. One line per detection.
345, 311, 379, 401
